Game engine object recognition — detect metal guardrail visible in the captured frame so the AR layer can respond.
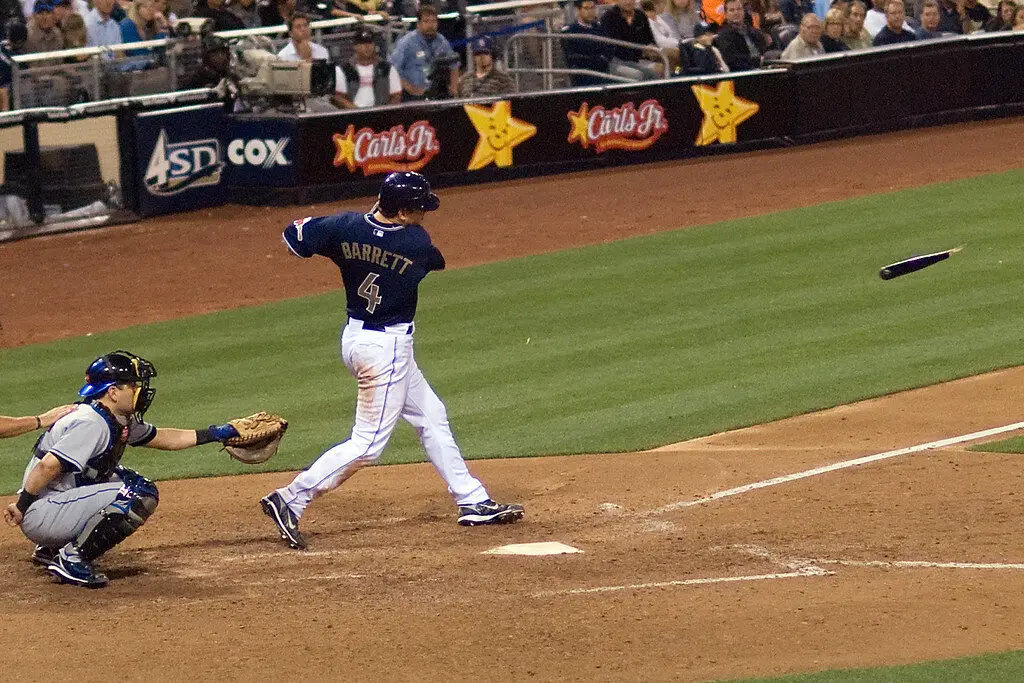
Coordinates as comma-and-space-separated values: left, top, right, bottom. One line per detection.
505, 31, 672, 92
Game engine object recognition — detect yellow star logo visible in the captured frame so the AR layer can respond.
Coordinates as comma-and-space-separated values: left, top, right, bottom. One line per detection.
463, 100, 537, 171
691, 81, 760, 146
567, 102, 590, 148
332, 124, 358, 171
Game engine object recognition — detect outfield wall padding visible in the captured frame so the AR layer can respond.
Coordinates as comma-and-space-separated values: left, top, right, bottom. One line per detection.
117, 30, 1024, 215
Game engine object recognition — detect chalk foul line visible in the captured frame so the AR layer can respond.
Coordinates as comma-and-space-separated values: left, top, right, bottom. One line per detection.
532, 567, 831, 597
646, 421, 1024, 516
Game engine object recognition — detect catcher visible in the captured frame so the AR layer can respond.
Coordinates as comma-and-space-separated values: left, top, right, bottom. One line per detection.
2, 350, 287, 588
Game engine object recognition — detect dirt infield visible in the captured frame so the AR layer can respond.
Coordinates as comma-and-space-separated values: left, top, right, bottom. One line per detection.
1, 118, 1023, 682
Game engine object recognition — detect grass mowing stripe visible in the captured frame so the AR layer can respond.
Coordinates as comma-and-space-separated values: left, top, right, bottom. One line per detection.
0, 170, 1021, 490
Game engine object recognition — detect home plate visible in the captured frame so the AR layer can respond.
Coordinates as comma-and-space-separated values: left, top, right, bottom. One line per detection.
482, 542, 583, 556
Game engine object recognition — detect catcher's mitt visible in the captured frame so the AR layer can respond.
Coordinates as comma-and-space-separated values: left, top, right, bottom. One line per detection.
223, 412, 288, 465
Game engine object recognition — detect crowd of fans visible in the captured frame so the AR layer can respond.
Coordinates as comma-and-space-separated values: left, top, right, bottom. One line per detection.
0, 0, 1022, 110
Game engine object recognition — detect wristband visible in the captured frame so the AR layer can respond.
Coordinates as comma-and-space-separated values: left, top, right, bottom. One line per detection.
16, 490, 39, 515
34, 416, 41, 430
195, 428, 215, 446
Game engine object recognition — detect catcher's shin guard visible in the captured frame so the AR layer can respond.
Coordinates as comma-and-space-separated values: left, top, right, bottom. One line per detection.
76, 478, 159, 562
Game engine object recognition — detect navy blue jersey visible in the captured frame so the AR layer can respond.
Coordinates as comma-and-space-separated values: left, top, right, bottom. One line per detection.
283, 211, 445, 326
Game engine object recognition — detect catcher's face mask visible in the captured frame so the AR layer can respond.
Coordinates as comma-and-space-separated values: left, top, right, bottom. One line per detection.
126, 354, 157, 419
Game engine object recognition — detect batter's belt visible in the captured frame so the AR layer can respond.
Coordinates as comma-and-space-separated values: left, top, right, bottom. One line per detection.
348, 319, 415, 335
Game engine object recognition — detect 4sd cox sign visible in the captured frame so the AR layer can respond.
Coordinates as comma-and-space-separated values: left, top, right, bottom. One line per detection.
227, 138, 291, 169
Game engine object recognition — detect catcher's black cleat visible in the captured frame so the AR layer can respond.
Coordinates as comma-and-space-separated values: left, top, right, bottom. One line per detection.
261, 492, 307, 550
457, 500, 525, 526
31, 545, 58, 567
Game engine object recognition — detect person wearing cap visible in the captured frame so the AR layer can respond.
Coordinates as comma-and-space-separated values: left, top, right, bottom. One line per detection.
183, 33, 230, 88
457, 34, 513, 98
680, 20, 728, 73
23, 0, 63, 59
51, 0, 88, 26
333, 27, 400, 108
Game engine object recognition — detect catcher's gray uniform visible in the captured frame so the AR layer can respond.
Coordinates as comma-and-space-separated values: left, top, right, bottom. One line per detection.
20, 403, 157, 548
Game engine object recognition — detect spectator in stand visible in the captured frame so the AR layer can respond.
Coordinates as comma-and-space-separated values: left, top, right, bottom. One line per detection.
389, 4, 459, 101
61, 10, 87, 57
457, 34, 513, 97
915, 0, 946, 35
873, 0, 915, 42
821, 7, 848, 48
228, 0, 261, 28
193, 0, 244, 31
86, 0, 122, 45
863, 0, 887, 34
660, 0, 700, 42
778, 0, 814, 23
50, 0, 84, 27
925, 0, 987, 33
121, 0, 169, 42
780, 11, 824, 56
183, 33, 229, 87
277, 11, 327, 60
0, 20, 24, 110
680, 19, 728, 72
762, 0, 785, 36
642, 0, 680, 71
3, 17, 26, 50
714, 0, 767, 70
600, 0, 663, 79
984, 0, 1016, 30
561, 0, 611, 86
1014, 3, 1024, 27
960, 0, 991, 31
24, 1, 63, 55
258, 0, 294, 25
333, 26, 400, 107
844, 0, 872, 44
326, 0, 389, 20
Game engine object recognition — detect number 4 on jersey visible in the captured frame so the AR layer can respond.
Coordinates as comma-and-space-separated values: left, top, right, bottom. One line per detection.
358, 272, 382, 313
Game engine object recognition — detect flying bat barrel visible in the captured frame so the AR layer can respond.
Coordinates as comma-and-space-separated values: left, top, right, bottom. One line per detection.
879, 247, 963, 280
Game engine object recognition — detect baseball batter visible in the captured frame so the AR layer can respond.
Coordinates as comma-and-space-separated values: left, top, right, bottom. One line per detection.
4, 350, 249, 588
261, 171, 524, 550
0, 405, 75, 438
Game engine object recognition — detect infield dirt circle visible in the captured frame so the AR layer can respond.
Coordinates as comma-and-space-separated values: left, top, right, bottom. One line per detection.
2, 119, 1023, 682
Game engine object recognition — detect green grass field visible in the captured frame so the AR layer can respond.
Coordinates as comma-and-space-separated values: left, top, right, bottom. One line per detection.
970, 436, 1024, 454
735, 649, 1024, 682
1, 169, 1022, 492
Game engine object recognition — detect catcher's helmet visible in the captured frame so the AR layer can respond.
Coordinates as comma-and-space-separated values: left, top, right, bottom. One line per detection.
377, 172, 440, 216
79, 351, 158, 416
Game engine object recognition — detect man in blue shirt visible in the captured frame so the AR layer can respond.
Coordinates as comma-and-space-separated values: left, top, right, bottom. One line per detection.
261, 172, 524, 551
85, 0, 122, 46
389, 3, 459, 101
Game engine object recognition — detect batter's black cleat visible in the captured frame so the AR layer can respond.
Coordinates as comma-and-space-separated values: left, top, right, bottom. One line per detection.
31, 545, 57, 567
261, 491, 307, 550
457, 500, 525, 526
46, 546, 108, 588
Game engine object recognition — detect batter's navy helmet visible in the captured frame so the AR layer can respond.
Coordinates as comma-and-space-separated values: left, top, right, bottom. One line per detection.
79, 351, 158, 415
377, 172, 440, 216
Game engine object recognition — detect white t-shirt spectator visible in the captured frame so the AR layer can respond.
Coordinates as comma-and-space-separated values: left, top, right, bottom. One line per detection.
336, 62, 401, 108
276, 41, 329, 61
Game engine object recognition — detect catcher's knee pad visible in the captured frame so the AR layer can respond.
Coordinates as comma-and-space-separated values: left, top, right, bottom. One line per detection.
76, 478, 159, 561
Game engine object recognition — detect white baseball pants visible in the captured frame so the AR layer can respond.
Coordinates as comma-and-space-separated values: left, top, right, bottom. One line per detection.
278, 320, 490, 518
